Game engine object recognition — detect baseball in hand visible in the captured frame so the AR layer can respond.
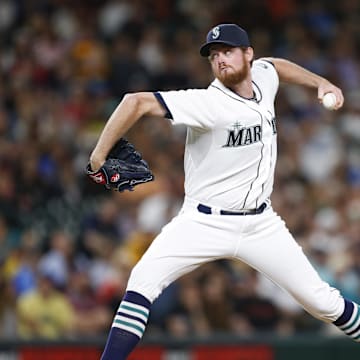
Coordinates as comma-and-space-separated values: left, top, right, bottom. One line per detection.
322, 92, 337, 110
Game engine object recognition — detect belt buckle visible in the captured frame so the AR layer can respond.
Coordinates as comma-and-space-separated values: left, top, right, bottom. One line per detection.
220, 209, 253, 215
197, 202, 266, 216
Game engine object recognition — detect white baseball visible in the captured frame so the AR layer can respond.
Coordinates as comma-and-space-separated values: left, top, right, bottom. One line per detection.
322, 92, 337, 110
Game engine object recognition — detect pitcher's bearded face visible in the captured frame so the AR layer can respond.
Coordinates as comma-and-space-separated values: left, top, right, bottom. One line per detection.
216, 60, 250, 87
209, 46, 251, 87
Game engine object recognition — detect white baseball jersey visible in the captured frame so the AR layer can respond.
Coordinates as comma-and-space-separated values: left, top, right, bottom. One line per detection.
157, 59, 279, 210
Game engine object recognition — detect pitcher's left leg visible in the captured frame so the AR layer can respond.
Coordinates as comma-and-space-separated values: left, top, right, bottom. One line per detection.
236, 208, 360, 341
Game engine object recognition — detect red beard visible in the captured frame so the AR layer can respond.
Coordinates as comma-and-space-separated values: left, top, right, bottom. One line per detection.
217, 64, 250, 88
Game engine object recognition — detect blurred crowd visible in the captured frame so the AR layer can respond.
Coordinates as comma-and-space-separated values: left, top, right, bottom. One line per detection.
1, 0, 360, 341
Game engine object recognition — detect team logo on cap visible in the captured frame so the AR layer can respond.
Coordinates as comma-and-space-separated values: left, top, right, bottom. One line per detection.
211, 26, 220, 39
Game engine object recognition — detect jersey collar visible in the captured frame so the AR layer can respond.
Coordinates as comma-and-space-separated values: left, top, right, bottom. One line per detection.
210, 78, 261, 103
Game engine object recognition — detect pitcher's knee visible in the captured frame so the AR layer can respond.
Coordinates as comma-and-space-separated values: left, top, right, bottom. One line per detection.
126, 262, 164, 303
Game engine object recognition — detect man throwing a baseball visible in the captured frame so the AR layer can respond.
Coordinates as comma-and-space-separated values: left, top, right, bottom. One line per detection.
88, 24, 358, 360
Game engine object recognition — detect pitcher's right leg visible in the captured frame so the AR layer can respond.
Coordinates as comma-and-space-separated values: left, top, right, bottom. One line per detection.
236, 208, 360, 342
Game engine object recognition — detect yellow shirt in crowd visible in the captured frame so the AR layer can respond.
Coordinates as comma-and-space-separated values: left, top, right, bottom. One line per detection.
17, 289, 74, 339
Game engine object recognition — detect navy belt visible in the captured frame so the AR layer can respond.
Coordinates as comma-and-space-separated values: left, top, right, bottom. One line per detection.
197, 202, 267, 216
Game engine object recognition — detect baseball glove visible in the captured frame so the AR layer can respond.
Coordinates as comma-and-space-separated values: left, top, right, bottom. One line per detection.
86, 138, 154, 192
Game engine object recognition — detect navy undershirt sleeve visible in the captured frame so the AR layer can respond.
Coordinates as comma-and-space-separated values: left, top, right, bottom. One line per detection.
153, 92, 173, 119
262, 59, 275, 69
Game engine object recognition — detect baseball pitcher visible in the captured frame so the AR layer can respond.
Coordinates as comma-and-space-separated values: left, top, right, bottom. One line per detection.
88, 24, 359, 360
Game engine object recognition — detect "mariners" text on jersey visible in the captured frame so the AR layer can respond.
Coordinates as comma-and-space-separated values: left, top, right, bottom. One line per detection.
223, 125, 262, 147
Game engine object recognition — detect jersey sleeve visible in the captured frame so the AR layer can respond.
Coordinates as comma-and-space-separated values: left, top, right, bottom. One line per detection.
252, 59, 279, 101
155, 89, 216, 129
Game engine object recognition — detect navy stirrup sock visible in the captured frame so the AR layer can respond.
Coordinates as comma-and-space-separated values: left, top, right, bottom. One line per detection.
333, 298, 360, 342
101, 291, 151, 360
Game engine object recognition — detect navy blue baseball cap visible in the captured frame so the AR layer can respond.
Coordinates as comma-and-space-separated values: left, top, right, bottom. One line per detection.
200, 24, 251, 57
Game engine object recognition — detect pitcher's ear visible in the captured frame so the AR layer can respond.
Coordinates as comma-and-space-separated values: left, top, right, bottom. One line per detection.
244, 47, 254, 62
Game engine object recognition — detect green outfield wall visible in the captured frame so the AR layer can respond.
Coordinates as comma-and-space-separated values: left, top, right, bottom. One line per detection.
0, 334, 359, 360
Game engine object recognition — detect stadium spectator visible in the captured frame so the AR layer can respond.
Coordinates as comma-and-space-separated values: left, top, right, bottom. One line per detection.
16, 270, 75, 339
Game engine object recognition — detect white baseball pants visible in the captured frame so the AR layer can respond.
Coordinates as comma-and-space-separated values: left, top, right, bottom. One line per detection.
127, 197, 344, 323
